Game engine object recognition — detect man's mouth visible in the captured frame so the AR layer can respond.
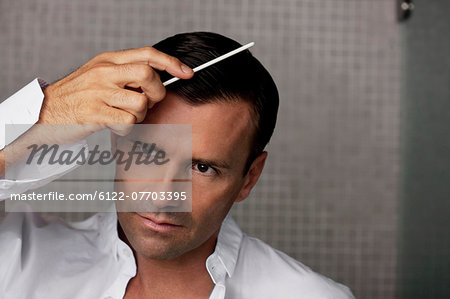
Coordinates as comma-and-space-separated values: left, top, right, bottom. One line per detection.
136, 213, 183, 232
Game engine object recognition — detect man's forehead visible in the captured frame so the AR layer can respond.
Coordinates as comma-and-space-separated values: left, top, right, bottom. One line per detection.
139, 92, 254, 164
143, 91, 253, 127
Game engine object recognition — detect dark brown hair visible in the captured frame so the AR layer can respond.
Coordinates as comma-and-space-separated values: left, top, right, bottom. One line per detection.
153, 32, 279, 173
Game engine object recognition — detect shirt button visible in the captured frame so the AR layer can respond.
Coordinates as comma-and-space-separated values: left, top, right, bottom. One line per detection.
105, 297, 113, 299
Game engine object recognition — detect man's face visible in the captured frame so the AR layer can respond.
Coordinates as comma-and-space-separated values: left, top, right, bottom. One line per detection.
116, 92, 261, 260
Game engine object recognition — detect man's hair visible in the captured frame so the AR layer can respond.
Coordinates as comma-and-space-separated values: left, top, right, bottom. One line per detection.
153, 32, 279, 174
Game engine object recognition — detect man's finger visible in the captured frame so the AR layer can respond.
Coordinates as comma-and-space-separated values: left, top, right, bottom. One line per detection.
92, 64, 167, 104
95, 105, 136, 124
103, 89, 148, 123
94, 47, 194, 80
98, 106, 137, 136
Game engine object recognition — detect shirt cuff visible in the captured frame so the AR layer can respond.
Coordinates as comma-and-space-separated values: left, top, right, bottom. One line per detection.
0, 78, 47, 150
0, 141, 88, 200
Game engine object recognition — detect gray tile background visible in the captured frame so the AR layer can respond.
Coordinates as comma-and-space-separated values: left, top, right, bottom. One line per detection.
0, 0, 413, 298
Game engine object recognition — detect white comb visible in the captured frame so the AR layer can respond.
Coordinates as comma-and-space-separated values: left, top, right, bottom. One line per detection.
162, 42, 255, 86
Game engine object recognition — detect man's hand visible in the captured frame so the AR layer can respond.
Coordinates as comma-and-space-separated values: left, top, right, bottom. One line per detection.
38, 47, 193, 137
1, 47, 192, 177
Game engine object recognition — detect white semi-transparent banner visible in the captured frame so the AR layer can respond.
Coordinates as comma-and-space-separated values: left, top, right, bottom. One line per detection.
4, 124, 192, 212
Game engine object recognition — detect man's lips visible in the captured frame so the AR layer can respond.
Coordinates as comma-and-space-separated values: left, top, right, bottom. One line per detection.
136, 213, 183, 232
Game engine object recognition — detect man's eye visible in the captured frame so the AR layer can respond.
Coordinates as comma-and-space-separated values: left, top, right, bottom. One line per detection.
193, 163, 216, 175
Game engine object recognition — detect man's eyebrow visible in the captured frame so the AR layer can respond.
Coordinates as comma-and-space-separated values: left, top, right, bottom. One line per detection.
192, 157, 231, 169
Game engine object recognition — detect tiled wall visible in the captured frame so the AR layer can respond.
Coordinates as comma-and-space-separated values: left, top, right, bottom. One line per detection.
0, 1, 402, 298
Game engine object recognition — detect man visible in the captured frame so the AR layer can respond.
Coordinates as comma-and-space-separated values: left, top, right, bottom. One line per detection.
0, 32, 354, 298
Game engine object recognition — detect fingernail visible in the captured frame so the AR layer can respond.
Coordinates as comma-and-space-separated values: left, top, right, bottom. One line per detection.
181, 64, 193, 74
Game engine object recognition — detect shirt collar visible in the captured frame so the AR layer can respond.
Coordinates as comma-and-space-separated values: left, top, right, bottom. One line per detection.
212, 213, 243, 278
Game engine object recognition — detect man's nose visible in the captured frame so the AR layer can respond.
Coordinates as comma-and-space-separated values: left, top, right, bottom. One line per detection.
147, 160, 191, 210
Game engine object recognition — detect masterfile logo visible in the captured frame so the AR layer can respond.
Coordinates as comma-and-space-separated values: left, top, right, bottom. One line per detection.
4, 124, 192, 213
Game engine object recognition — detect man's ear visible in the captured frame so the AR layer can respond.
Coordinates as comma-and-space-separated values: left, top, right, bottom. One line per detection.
235, 151, 268, 202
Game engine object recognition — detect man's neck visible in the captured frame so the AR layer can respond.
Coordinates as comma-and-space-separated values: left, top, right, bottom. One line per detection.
122, 228, 218, 299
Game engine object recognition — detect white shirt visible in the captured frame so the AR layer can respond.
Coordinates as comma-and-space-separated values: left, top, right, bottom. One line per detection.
0, 80, 355, 299
0, 203, 354, 299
